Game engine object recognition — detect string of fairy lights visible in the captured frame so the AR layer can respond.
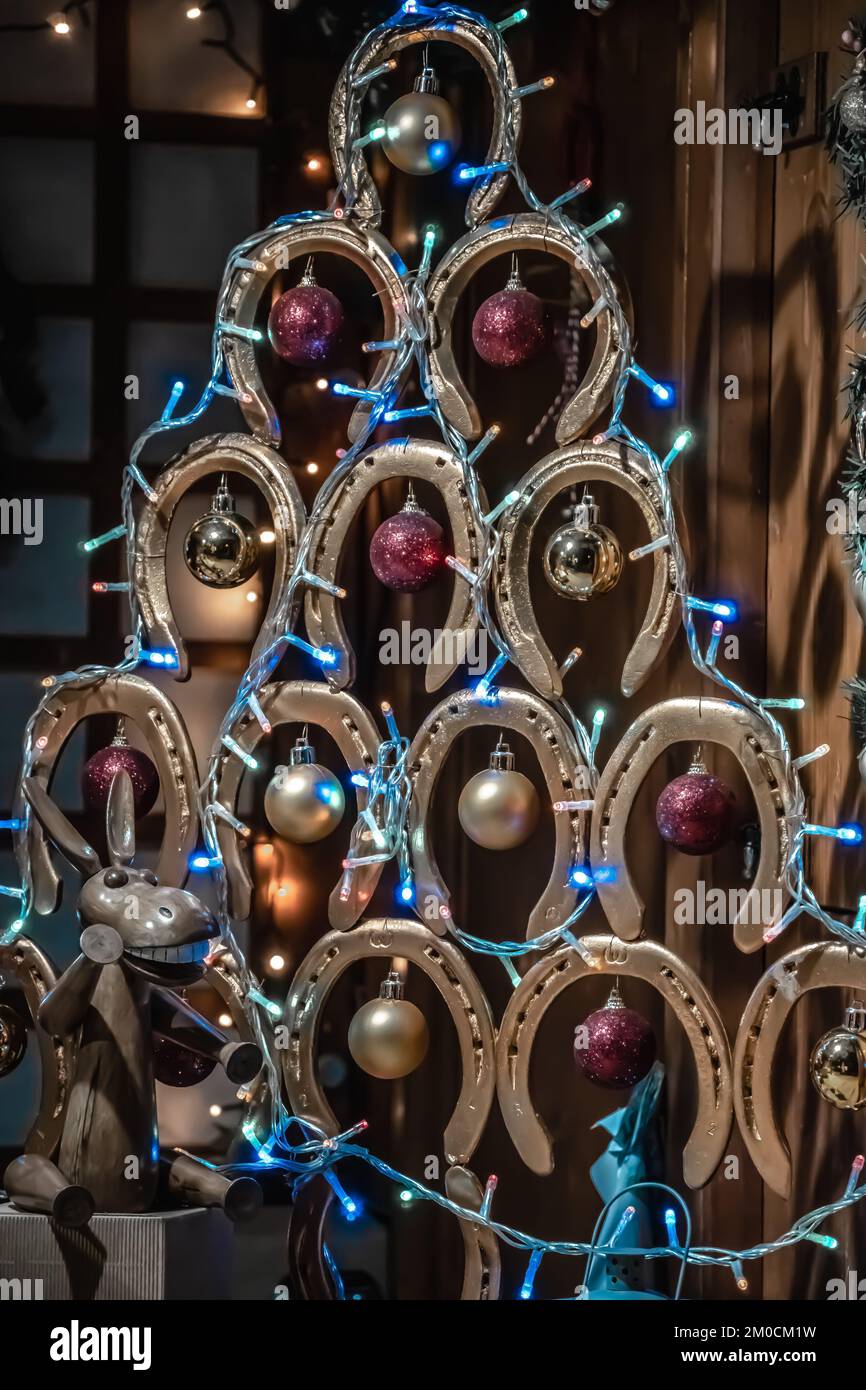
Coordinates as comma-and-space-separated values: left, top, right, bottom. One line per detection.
3, 0, 866, 1299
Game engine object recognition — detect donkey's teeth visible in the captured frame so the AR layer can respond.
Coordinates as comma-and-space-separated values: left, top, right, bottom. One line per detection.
125, 939, 211, 964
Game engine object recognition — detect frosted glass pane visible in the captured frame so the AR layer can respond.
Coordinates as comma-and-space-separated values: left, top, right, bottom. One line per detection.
0, 1, 95, 106
0, 495, 89, 637
126, 321, 242, 447
130, 144, 259, 290
1, 319, 92, 461
0, 140, 94, 284
130, 0, 262, 118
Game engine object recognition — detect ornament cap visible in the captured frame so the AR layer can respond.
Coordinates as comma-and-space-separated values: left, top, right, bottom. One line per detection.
489, 736, 516, 773
845, 1000, 866, 1034
402, 482, 422, 514
211, 475, 236, 515
687, 743, 708, 776
299, 256, 318, 287
414, 64, 440, 95
289, 731, 316, 766
111, 718, 129, 748
605, 982, 626, 1011
379, 969, 406, 1001
574, 491, 601, 529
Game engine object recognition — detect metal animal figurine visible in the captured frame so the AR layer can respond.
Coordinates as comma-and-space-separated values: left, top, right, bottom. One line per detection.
3, 770, 263, 1228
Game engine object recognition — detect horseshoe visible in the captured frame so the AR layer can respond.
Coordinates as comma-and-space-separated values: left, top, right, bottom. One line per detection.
17, 672, 200, 912
220, 220, 410, 446
406, 687, 589, 940
286, 1175, 339, 1300
733, 940, 866, 1198
496, 934, 733, 1189
590, 697, 800, 953
0, 935, 72, 1157
495, 439, 683, 699
133, 433, 306, 682
280, 919, 496, 1166
427, 213, 633, 443
328, 16, 521, 230
304, 439, 486, 693
445, 1165, 502, 1300
211, 681, 384, 929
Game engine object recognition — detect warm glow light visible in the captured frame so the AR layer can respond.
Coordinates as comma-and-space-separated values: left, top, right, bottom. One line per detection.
306, 156, 323, 173
306, 461, 319, 475
246, 591, 259, 603
49, 12, 71, 34
246, 97, 257, 110
259, 528, 276, 544
315, 377, 329, 391
269, 953, 287, 972
218, 1012, 232, 1028
186, 5, 202, 16
209, 1104, 223, 1117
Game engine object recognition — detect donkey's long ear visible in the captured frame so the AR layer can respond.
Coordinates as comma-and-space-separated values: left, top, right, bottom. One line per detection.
22, 777, 102, 878
106, 770, 135, 867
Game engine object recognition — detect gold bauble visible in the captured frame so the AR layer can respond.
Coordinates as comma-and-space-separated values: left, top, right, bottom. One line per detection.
810, 1004, 866, 1110
264, 733, 345, 844
458, 738, 539, 850
348, 972, 429, 1080
543, 492, 623, 601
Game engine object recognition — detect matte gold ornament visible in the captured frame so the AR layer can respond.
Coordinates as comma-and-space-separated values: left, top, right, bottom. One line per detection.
280, 919, 495, 1165
733, 941, 866, 1197
457, 737, 539, 850
810, 1003, 866, 1110
543, 492, 623, 600
183, 475, 262, 589
496, 439, 683, 700
264, 733, 346, 844
591, 696, 800, 953
347, 970, 429, 1079
496, 934, 733, 1189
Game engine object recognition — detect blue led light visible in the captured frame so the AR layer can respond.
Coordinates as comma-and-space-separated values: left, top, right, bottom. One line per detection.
648, 381, 676, 409
140, 648, 180, 669
569, 867, 594, 889
189, 852, 221, 872
398, 876, 415, 906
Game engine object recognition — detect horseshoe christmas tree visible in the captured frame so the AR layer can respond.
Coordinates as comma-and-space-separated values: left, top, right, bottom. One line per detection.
2, 0, 866, 1303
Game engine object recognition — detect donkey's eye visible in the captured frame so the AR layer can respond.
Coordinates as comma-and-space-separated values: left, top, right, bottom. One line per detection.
104, 869, 129, 889
141, 870, 158, 886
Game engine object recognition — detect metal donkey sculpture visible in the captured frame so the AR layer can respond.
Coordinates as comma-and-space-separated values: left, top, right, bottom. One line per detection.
3, 769, 263, 1228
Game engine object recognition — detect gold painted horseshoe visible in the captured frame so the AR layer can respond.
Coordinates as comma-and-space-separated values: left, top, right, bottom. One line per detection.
304, 438, 486, 693
133, 433, 306, 682
590, 697, 800, 954
328, 17, 521, 230
495, 439, 683, 699
17, 673, 200, 912
0, 935, 72, 1157
281, 919, 496, 1166
427, 213, 633, 443
445, 1165, 502, 1300
406, 687, 589, 940
734, 940, 866, 1198
221, 220, 409, 446
286, 1175, 339, 1300
211, 681, 384, 929
496, 934, 733, 1189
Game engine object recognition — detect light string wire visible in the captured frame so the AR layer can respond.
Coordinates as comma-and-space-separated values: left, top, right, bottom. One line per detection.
2, 0, 863, 1294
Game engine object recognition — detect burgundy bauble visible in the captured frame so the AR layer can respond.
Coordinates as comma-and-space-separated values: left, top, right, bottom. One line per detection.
153, 1034, 217, 1087
471, 269, 547, 368
82, 741, 159, 817
655, 759, 737, 856
574, 986, 656, 1090
268, 264, 343, 366
369, 496, 447, 593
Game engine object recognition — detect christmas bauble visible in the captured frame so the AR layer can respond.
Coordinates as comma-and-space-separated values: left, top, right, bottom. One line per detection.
810, 1004, 866, 1109
347, 972, 429, 1079
655, 753, 737, 856
574, 984, 656, 1090
0, 1005, 27, 1078
382, 65, 461, 175
543, 493, 623, 600
82, 727, 159, 816
153, 1034, 217, 1087
268, 261, 343, 365
840, 82, 866, 132
369, 490, 446, 592
472, 266, 547, 368
458, 739, 539, 850
183, 477, 261, 589
264, 734, 345, 844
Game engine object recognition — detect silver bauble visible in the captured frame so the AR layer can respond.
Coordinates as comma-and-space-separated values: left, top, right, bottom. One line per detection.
184, 477, 261, 589
543, 492, 623, 600
383, 66, 461, 175
458, 738, 539, 850
264, 735, 345, 844
840, 82, 866, 133
810, 1003, 866, 1110
347, 971, 429, 1079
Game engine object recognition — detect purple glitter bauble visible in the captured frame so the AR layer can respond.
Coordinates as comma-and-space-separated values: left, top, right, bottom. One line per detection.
656, 770, 737, 856
369, 508, 447, 592
574, 992, 657, 1090
268, 284, 343, 365
153, 1034, 217, 1088
82, 745, 159, 816
472, 284, 547, 368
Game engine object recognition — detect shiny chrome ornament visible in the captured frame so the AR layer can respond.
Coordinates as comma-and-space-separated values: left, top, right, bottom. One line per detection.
183, 475, 262, 589
542, 492, 623, 600
810, 1002, 866, 1110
